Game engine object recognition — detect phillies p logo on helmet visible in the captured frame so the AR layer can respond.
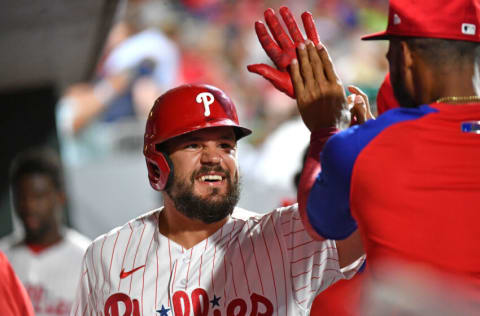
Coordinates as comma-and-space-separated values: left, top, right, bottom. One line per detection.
196, 92, 215, 117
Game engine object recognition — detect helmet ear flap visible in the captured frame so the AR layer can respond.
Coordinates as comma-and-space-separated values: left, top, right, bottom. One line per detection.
158, 152, 174, 190
145, 150, 174, 191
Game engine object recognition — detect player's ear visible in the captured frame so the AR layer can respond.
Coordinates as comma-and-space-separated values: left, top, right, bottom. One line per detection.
400, 40, 421, 104
400, 40, 414, 70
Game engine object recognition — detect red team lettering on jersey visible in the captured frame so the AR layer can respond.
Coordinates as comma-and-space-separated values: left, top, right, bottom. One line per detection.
71, 206, 362, 316
25, 284, 72, 316
104, 290, 273, 316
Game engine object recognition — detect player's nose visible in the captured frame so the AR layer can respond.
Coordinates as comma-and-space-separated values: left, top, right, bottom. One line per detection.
200, 145, 221, 165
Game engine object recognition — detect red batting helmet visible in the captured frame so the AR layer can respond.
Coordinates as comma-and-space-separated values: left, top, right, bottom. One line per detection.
144, 84, 252, 191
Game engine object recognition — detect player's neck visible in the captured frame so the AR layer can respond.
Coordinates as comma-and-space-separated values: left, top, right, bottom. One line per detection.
24, 229, 62, 248
419, 64, 478, 104
158, 205, 229, 249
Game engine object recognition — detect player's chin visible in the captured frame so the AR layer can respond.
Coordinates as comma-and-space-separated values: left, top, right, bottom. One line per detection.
25, 225, 48, 240
195, 189, 228, 201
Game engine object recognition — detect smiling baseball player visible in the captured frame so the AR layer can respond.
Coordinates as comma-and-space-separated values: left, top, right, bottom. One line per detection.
70, 82, 364, 316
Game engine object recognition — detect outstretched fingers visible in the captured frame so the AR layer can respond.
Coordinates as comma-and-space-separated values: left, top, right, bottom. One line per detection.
306, 40, 326, 86
297, 43, 317, 92
279, 6, 305, 44
289, 58, 305, 100
255, 21, 283, 65
264, 8, 295, 51
301, 12, 320, 45
251, 6, 331, 101
317, 45, 340, 83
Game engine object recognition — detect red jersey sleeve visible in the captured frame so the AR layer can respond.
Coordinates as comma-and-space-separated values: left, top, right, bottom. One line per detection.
0, 251, 35, 316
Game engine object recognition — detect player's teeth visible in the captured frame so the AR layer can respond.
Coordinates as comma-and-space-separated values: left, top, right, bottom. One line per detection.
200, 175, 222, 181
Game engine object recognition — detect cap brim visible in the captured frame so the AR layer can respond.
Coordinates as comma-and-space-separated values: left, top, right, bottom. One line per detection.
233, 126, 252, 140
361, 30, 391, 41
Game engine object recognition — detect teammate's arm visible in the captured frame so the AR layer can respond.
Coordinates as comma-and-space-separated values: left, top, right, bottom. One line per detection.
290, 38, 365, 265
59, 73, 130, 135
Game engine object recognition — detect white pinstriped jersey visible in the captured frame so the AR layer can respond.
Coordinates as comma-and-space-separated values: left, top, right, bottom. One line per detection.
71, 205, 362, 316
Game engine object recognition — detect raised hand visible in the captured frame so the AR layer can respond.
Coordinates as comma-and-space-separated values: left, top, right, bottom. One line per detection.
247, 7, 319, 98
347, 85, 375, 125
290, 41, 350, 131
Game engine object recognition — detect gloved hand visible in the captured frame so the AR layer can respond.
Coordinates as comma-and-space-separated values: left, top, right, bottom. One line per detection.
247, 6, 320, 98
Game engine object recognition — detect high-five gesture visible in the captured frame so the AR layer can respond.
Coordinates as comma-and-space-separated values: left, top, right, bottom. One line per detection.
290, 41, 350, 131
247, 7, 319, 98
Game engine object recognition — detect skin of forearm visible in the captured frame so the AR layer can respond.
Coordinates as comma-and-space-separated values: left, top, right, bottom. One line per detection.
71, 73, 130, 134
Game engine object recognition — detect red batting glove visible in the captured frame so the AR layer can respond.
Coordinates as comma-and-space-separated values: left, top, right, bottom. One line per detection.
246, 64, 293, 97
247, 7, 320, 98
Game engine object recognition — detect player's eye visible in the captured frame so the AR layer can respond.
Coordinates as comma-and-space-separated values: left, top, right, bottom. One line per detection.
220, 142, 236, 150
185, 143, 200, 149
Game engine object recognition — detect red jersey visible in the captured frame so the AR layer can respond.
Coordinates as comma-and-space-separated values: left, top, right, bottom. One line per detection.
307, 103, 480, 293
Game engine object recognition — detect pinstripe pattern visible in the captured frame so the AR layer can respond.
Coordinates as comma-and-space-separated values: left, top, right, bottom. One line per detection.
71, 205, 362, 316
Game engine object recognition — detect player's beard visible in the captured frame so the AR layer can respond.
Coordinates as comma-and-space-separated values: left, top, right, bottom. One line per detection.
165, 166, 240, 224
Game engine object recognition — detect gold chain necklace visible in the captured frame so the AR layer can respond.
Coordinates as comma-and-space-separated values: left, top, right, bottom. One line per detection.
435, 96, 480, 103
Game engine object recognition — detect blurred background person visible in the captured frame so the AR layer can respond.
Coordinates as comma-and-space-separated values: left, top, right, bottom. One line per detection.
1, 148, 90, 316
56, 0, 181, 166
55, 0, 181, 239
